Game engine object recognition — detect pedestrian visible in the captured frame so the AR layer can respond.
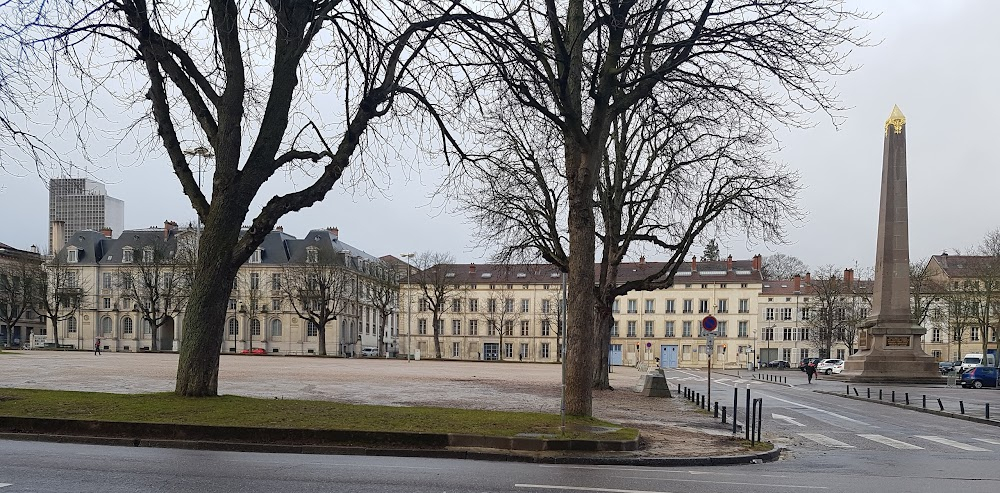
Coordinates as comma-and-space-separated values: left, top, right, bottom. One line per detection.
94, 338, 102, 356
805, 361, 816, 383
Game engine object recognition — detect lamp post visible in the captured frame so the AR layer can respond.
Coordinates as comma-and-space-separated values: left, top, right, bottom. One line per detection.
400, 253, 415, 362
182, 146, 214, 253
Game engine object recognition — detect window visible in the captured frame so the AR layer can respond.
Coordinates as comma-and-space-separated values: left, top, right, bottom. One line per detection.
228, 298, 237, 310
718, 321, 727, 337
611, 321, 619, 337
644, 299, 654, 314
102, 272, 112, 289
418, 299, 428, 312
271, 273, 281, 290
469, 319, 478, 335
541, 300, 551, 313
452, 298, 462, 312
452, 319, 461, 335
665, 299, 675, 313
738, 299, 749, 313
682, 321, 692, 337
142, 248, 153, 263
520, 320, 529, 336
665, 321, 675, 337
306, 321, 319, 337
68, 317, 78, 333
644, 321, 654, 338
469, 299, 478, 312
306, 247, 318, 263
504, 321, 514, 336
627, 299, 637, 314
972, 327, 981, 341
271, 299, 282, 311
228, 318, 239, 336
418, 319, 427, 335
122, 317, 133, 335
270, 319, 282, 336
250, 319, 261, 336
765, 308, 775, 320
800, 307, 811, 320
626, 321, 636, 337
738, 321, 748, 338
783, 327, 793, 341
521, 299, 530, 313
504, 299, 513, 313
931, 328, 942, 343
67, 247, 78, 263
250, 249, 262, 264
66, 271, 78, 288
122, 248, 133, 264
783, 348, 792, 362
101, 316, 112, 334
780, 307, 792, 321
250, 272, 260, 290
682, 299, 693, 313
142, 319, 152, 335
836, 349, 846, 360
717, 299, 728, 313
435, 320, 444, 335
103, 297, 111, 309
504, 343, 513, 359
452, 342, 461, 357
798, 327, 809, 341
763, 326, 774, 341
541, 343, 550, 359
487, 299, 496, 313
520, 343, 528, 359
541, 320, 551, 336
612, 300, 620, 313
698, 299, 709, 313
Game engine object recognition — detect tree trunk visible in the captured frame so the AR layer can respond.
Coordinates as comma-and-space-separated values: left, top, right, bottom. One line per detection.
432, 313, 442, 358
378, 313, 386, 357
564, 145, 598, 416
175, 221, 240, 397
51, 316, 60, 346
318, 324, 327, 356
592, 307, 613, 390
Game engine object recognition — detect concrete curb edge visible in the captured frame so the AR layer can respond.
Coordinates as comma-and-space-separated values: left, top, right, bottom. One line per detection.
814, 390, 1000, 427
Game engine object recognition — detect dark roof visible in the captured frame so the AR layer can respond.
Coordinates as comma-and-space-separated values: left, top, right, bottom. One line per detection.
0, 242, 43, 263
930, 254, 999, 278
761, 278, 873, 296
411, 259, 763, 285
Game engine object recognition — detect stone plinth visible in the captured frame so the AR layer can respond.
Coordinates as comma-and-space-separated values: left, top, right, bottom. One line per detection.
841, 322, 942, 383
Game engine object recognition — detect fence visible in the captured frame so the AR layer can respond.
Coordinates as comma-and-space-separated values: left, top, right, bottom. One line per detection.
676, 382, 765, 446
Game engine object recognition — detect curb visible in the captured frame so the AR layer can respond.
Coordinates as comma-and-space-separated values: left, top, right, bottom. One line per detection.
0, 431, 782, 466
814, 390, 1000, 427
713, 370, 794, 387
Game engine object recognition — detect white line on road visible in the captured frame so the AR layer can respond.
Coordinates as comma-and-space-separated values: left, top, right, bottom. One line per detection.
537, 465, 791, 478
914, 436, 989, 451
975, 438, 1000, 445
798, 433, 855, 448
516, 484, 675, 493
609, 475, 828, 490
762, 394, 872, 426
772, 413, 806, 427
0, 484, 10, 488
858, 434, 924, 449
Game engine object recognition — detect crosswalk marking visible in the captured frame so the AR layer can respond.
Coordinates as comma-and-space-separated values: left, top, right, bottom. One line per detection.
975, 438, 1000, 445
798, 433, 854, 448
0, 484, 11, 488
858, 434, 923, 449
914, 436, 989, 451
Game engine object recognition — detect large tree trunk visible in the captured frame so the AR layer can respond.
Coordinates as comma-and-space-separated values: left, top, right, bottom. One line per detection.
175, 220, 241, 397
318, 325, 327, 356
564, 145, 598, 415
432, 313, 442, 358
378, 313, 386, 357
593, 303, 614, 390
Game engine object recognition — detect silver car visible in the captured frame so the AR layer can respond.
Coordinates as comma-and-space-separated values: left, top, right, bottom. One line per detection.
816, 359, 844, 375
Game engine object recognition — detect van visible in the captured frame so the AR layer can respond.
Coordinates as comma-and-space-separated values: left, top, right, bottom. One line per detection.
960, 353, 996, 373
360, 347, 379, 357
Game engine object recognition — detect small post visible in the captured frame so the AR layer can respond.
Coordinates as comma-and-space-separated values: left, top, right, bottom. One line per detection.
867, 388, 871, 399
937, 398, 944, 411
745, 387, 751, 441
986, 403, 990, 420
714, 402, 719, 418
891, 390, 895, 403
678, 383, 682, 394
905, 392, 910, 405
922, 395, 926, 409
959, 400, 965, 415
722, 406, 728, 424
878, 389, 883, 400
846, 385, 850, 395
733, 388, 739, 434
854, 387, 859, 396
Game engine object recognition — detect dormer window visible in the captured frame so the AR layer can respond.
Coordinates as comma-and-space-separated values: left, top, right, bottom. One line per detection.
250, 248, 262, 264
67, 247, 79, 263
142, 248, 153, 263
306, 247, 318, 264
122, 247, 134, 264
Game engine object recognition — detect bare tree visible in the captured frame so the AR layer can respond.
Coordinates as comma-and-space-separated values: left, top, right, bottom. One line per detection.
963, 230, 1000, 358
482, 283, 525, 361
0, 251, 45, 345
803, 266, 868, 358
24, 0, 471, 396
447, 0, 865, 415
36, 253, 88, 347
910, 258, 943, 326
412, 252, 458, 359
366, 262, 400, 357
281, 252, 356, 357
761, 254, 810, 280
117, 241, 191, 351
539, 292, 566, 363
702, 239, 721, 262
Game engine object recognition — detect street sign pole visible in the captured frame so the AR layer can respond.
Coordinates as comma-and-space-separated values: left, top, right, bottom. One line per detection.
703, 315, 718, 409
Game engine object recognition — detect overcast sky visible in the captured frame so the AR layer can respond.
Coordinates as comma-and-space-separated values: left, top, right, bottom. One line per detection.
2, 0, 998, 274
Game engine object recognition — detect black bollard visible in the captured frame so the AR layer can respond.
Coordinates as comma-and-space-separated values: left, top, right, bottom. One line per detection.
937, 398, 944, 411
854, 387, 859, 396
846, 385, 850, 395
867, 388, 871, 399
891, 391, 895, 403
905, 392, 910, 405
722, 406, 727, 424
745, 388, 751, 441
923, 395, 926, 408
959, 400, 965, 414
714, 402, 719, 418
879, 389, 883, 401
732, 388, 739, 434
987, 403, 990, 420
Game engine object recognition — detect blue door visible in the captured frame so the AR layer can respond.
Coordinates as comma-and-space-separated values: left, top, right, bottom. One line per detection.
660, 345, 679, 368
609, 344, 623, 366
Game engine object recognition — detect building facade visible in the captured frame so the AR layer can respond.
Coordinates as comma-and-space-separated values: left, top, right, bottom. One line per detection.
49, 178, 125, 253
922, 254, 1000, 362
0, 242, 46, 347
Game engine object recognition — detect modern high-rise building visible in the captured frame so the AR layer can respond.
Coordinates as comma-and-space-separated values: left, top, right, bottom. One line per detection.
48, 178, 125, 253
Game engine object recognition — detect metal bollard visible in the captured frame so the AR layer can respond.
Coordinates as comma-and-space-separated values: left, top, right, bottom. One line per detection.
867, 388, 871, 399
987, 403, 990, 420
854, 387, 859, 396
891, 390, 895, 403
847, 385, 850, 395
905, 392, 910, 405
732, 388, 739, 434
959, 401, 965, 415
923, 395, 926, 408
938, 398, 944, 411
745, 388, 751, 441
678, 383, 682, 394
714, 402, 719, 418
879, 389, 883, 401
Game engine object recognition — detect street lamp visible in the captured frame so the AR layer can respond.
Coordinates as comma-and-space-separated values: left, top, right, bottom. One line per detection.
182, 145, 214, 253
400, 253, 415, 362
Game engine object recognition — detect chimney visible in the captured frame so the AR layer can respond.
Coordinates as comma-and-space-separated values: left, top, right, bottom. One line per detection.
844, 268, 854, 287
163, 220, 178, 240
805, 271, 812, 284
639, 255, 646, 265
691, 255, 698, 271
328, 226, 339, 239
100, 227, 113, 238
275, 226, 283, 233
30, 245, 38, 254
726, 254, 733, 271
50, 220, 65, 253
940, 251, 948, 267
469, 263, 476, 274
793, 274, 801, 292
752, 254, 762, 271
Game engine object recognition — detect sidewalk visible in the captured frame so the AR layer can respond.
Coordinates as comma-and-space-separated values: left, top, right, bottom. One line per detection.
0, 352, 777, 465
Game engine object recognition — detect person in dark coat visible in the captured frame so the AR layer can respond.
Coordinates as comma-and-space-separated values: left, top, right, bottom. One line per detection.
805, 361, 816, 383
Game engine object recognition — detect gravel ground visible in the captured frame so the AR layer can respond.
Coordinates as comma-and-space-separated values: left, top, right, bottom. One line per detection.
0, 351, 749, 457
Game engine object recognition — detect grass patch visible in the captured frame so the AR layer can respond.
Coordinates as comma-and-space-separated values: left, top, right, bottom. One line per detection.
737, 439, 774, 452
0, 388, 636, 441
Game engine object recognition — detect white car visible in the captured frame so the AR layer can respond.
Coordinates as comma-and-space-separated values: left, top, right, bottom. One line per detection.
360, 347, 379, 357
816, 359, 844, 375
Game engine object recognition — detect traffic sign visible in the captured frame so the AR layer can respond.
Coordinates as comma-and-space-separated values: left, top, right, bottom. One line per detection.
706, 333, 716, 346
646, 342, 652, 348
702, 315, 718, 332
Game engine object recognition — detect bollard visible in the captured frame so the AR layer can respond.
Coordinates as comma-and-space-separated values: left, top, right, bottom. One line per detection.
937, 398, 944, 411
745, 388, 751, 441
905, 392, 910, 405
854, 387, 859, 396
959, 400, 965, 415
678, 383, 682, 394
923, 395, 926, 409
867, 388, 871, 399
701, 395, 706, 409
733, 388, 739, 434
879, 389, 883, 401
891, 391, 895, 403
714, 402, 719, 418
847, 385, 850, 395
987, 403, 991, 420
722, 406, 728, 424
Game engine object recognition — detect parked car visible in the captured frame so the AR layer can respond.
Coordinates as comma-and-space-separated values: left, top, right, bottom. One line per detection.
959, 366, 998, 389
768, 360, 790, 369
360, 347, 379, 357
798, 357, 822, 371
939, 361, 958, 374
240, 347, 266, 355
816, 358, 844, 375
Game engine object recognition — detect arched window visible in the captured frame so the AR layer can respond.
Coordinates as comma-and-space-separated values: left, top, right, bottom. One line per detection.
101, 316, 112, 335
67, 317, 77, 333
270, 319, 282, 337
250, 318, 261, 336
122, 317, 134, 335
228, 318, 238, 336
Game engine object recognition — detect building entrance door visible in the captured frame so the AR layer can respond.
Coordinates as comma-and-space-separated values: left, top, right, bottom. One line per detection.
660, 345, 679, 368
483, 343, 499, 361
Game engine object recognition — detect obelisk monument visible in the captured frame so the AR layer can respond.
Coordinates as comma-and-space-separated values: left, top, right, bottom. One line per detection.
842, 106, 941, 383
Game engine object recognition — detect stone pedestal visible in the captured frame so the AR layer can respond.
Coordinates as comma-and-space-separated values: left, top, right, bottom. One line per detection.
842, 321, 942, 383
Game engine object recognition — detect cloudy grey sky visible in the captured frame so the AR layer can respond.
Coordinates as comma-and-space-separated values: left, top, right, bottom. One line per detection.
1, 0, 997, 273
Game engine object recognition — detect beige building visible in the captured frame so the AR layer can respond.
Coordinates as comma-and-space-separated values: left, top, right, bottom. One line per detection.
922, 253, 1000, 362
0, 242, 47, 347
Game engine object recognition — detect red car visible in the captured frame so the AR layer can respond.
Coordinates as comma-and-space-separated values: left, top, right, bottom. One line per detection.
240, 348, 267, 355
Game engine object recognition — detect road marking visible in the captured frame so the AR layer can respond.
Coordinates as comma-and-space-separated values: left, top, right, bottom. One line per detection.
858, 434, 923, 449
516, 484, 675, 493
762, 394, 872, 426
609, 476, 827, 490
975, 438, 1000, 445
0, 484, 10, 488
772, 413, 805, 427
914, 436, 989, 451
798, 433, 854, 448
537, 465, 791, 478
